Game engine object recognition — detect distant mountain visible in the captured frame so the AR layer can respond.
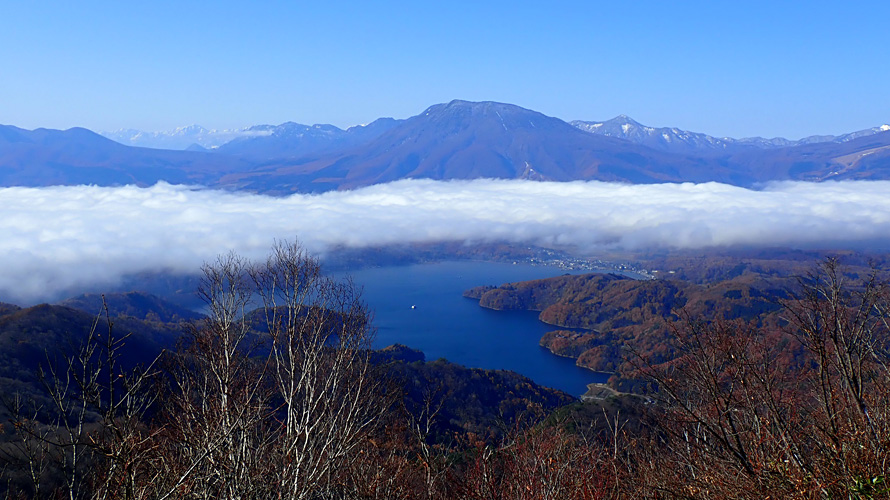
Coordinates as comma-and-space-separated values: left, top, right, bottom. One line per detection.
102, 119, 402, 154
0, 302, 20, 317
0, 124, 253, 186
568, 115, 890, 182
571, 116, 740, 154
2, 102, 889, 193
101, 125, 261, 150
572, 116, 890, 154
214, 118, 402, 160
728, 130, 890, 182
736, 124, 890, 148
221, 100, 741, 192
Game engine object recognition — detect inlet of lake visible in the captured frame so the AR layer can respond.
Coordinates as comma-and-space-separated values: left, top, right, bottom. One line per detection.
341, 261, 612, 397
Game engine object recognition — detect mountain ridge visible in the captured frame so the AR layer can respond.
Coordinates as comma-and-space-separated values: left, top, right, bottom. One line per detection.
3, 101, 889, 193
218, 100, 744, 192
0, 123, 255, 186
571, 115, 890, 154
102, 111, 889, 154
100, 118, 403, 153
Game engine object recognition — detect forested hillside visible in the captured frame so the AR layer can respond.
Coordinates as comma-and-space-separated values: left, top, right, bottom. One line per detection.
3, 249, 890, 498
465, 271, 790, 376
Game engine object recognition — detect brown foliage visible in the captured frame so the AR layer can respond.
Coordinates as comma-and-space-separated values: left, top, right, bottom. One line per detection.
8, 254, 890, 499
632, 259, 890, 498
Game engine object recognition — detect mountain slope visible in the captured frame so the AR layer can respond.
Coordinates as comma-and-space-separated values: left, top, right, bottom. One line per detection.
100, 125, 248, 150
466, 271, 791, 375
572, 115, 741, 154
214, 117, 401, 160
0, 125, 253, 186
220, 100, 742, 192
58, 291, 204, 323
2, 103, 889, 193
728, 130, 890, 181
573, 116, 890, 154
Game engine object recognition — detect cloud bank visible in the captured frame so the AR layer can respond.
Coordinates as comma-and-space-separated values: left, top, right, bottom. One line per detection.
2, 179, 890, 304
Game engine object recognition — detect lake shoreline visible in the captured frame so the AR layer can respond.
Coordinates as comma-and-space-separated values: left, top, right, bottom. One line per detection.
342, 260, 612, 396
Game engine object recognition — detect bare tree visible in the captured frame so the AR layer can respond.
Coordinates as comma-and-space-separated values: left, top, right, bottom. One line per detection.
404, 383, 449, 499
459, 422, 624, 500
633, 258, 890, 498
632, 315, 806, 497
157, 251, 272, 500
783, 258, 890, 443
1, 393, 54, 498
250, 240, 388, 500
780, 258, 890, 494
3, 298, 163, 500
151, 241, 387, 499
3, 241, 390, 499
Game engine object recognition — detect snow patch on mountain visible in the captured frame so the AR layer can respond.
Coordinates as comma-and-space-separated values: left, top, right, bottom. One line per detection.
101, 125, 265, 150
572, 116, 890, 154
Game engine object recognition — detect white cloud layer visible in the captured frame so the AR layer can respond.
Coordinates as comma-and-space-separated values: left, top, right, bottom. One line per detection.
2, 179, 890, 304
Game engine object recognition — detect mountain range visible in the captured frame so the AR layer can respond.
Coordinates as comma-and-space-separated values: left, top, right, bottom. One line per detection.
572, 115, 890, 154
100, 119, 405, 154
3, 100, 889, 193
101, 124, 250, 150
0, 124, 254, 187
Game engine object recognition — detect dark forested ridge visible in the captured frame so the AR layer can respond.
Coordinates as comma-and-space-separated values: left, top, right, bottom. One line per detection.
58, 291, 205, 323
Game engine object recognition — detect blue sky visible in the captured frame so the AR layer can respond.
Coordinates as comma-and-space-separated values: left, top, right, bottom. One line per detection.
1, 1, 887, 139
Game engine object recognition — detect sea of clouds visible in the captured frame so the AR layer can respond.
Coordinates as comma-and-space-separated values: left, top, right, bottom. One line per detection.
2, 179, 890, 304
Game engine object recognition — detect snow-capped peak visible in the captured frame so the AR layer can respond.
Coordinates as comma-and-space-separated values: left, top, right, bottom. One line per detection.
171, 124, 210, 136
100, 124, 256, 150
572, 115, 890, 154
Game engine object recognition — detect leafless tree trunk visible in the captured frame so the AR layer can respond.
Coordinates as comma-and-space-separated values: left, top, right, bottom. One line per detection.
633, 258, 890, 498
1, 393, 53, 498
158, 251, 272, 500
250, 240, 387, 500
783, 258, 890, 443
154, 241, 387, 499
3, 297, 163, 500
404, 384, 448, 499
3, 241, 393, 499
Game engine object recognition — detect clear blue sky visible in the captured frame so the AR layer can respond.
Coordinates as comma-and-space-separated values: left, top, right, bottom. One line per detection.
1, 1, 887, 139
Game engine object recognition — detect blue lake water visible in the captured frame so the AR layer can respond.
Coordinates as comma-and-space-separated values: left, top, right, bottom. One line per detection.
341, 261, 611, 397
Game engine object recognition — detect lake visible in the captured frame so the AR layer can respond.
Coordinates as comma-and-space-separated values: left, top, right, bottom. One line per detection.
342, 261, 611, 396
